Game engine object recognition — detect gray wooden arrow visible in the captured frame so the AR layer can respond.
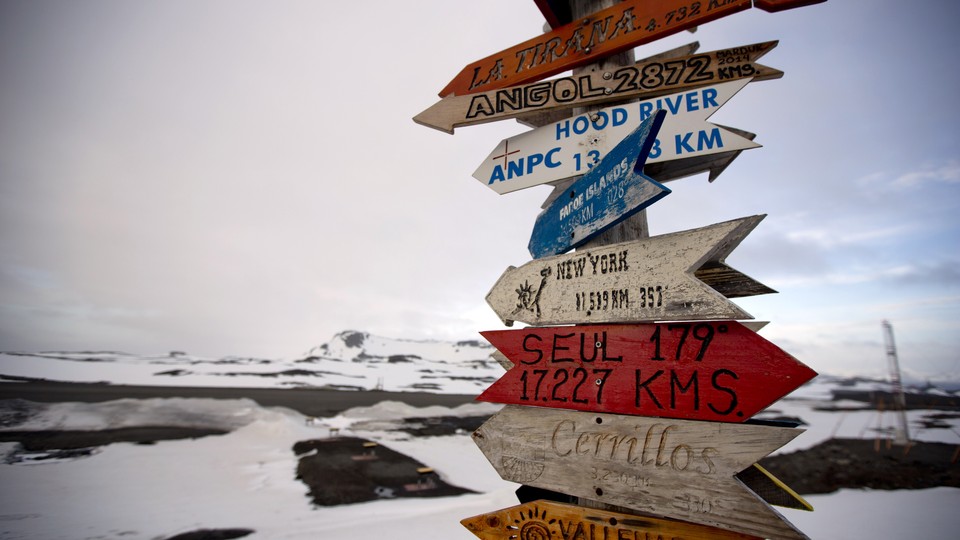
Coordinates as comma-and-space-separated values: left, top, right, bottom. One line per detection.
488, 215, 773, 326
472, 406, 809, 540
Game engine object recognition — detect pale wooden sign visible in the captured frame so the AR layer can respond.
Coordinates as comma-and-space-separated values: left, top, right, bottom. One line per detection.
461, 499, 761, 540
489, 215, 772, 326
474, 78, 759, 194
472, 406, 809, 539
414, 41, 782, 134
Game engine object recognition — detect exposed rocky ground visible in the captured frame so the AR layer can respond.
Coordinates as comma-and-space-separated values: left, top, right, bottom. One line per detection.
293, 436, 475, 506
758, 437, 960, 495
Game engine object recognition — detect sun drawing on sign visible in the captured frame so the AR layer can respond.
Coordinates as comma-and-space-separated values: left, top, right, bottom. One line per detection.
505, 505, 555, 540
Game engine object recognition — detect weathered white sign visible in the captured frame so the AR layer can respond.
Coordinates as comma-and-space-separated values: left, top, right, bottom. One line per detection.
472, 406, 809, 539
414, 41, 782, 133
490, 215, 771, 326
475, 78, 758, 194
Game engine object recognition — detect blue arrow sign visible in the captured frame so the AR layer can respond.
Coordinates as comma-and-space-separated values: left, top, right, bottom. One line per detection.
527, 110, 669, 259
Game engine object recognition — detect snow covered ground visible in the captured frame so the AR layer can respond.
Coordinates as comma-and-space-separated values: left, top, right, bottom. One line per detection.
1, 333, 959, 539
0, 388, 958, 540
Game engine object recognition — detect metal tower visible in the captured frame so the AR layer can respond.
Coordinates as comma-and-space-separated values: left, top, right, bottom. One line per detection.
882, 320, 910, 445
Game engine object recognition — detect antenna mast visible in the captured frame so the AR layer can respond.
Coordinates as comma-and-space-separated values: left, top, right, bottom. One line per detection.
882, 320, 910, 445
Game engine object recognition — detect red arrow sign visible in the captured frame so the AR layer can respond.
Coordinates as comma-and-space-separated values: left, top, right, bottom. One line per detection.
478, 322, 816, 422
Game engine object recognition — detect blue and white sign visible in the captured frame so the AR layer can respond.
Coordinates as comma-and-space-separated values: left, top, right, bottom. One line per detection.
475, 78, 758, 195
527, 110, 669, 259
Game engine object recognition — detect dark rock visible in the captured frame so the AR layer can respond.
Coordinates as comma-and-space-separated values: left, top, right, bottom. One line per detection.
0, 427, 228, 451
165, 529, 254, 540
293, 436, 475, 506
758, 438, 960, 495
340, 331, 366, 348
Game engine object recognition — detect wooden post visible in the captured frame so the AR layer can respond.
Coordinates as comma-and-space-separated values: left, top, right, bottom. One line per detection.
572, 0, 649, 247
569, 0, 641, 514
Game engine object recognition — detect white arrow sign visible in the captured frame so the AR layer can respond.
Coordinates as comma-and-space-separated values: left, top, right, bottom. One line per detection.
487, 215, 772, 326
475, 78, 758, 195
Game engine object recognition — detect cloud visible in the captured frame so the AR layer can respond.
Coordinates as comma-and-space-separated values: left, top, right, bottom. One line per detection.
893, 161, 960, 188
766, 261, 960, 289
889, 260, 960, 287
857, 161, 960, 191
785, 224, 916, 250
868, 294, 960, 315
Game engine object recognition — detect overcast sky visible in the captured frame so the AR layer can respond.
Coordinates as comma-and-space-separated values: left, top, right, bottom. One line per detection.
1, 1, 958, 381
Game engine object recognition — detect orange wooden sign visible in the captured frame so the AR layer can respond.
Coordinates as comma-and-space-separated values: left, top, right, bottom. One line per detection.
440, 0, 753, 96
462, 500, 761, 540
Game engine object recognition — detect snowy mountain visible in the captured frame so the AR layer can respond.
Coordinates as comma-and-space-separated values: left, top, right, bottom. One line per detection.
0, 330, 500, 394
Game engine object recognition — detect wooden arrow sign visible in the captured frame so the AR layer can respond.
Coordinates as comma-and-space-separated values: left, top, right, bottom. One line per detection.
461, 499, 761, 540
414, 41, 782, 134
528, 110, 669, 259
472, 406, 809, 539
489, 215, 771, 326
476, 78, 757, 194
540, 126, 756, 210
477, 321, 817, 422
439, 0, 757, 97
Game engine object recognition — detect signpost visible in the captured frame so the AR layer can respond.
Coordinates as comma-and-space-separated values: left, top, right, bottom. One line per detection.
414, 1, 828, 537
488, 215, 772, 326
414, 41, 782, 134
461, 500, 761, 540
475, 79, 758, 194
527, 111, 669, 259
476, 321, 817, 422
472, 406, 809, 539
439, 0, 759, 96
